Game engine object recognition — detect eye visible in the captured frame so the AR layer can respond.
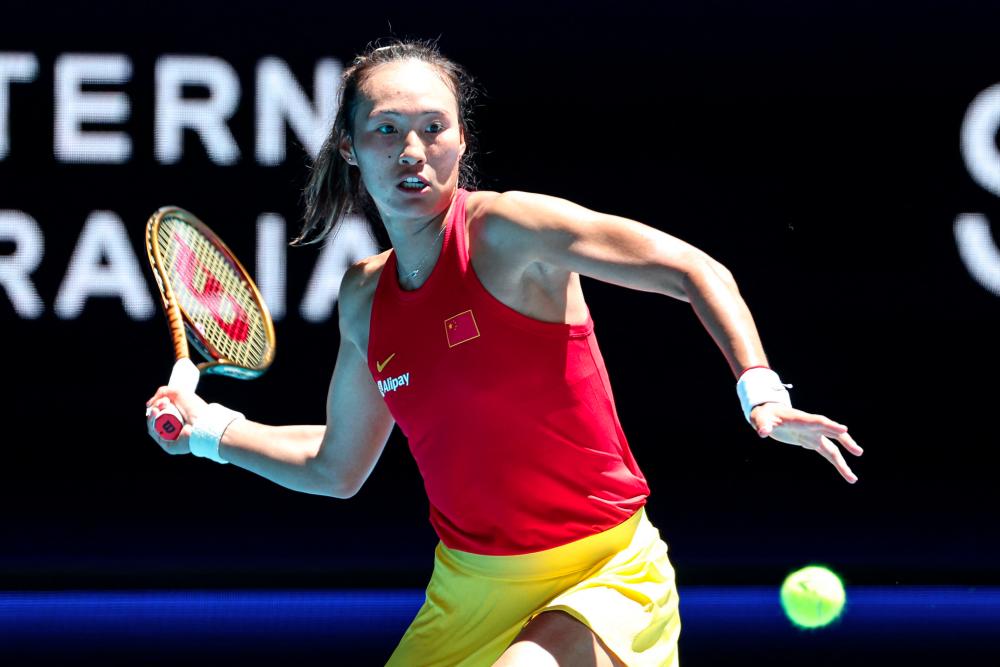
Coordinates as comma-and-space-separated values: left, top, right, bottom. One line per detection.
375, 124, 397, 135
426, 121, 445, 133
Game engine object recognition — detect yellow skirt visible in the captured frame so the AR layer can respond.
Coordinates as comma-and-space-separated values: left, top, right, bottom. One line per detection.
386, 508, 680, 666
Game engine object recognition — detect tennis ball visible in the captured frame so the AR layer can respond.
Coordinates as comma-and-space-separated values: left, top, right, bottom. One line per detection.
780, 565, 846, 629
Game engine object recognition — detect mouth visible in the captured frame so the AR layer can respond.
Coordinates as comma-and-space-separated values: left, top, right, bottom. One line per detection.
398, 176, 430, 192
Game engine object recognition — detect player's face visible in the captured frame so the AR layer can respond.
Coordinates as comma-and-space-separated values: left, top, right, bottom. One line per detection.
343, 60, 466, 226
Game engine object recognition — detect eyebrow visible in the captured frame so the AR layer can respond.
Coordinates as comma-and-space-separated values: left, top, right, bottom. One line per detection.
369, 109, 447, 118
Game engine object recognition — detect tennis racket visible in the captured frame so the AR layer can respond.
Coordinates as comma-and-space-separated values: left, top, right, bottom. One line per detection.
145, 206, 276, 440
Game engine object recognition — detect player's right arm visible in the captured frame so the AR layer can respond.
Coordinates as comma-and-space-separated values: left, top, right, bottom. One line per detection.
147, 259, 395, 498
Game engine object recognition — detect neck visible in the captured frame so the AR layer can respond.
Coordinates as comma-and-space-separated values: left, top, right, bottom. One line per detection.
381, 198, 455, 289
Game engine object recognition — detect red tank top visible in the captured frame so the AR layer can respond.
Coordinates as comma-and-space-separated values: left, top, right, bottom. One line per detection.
367, 189, 649, 555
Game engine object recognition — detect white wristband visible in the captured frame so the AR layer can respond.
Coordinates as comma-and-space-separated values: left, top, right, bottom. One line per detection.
736, 367, 792, 423
189, 403, 244, 464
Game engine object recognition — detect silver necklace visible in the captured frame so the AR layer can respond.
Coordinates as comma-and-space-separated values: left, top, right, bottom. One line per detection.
398, 222, 446, 286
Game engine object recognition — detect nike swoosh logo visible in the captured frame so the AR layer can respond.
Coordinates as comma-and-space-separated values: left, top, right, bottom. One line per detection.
376, 353, 396, 373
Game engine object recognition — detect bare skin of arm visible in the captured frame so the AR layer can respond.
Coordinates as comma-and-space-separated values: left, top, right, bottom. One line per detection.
145, 254, 395, 498
464, 190, 862, 483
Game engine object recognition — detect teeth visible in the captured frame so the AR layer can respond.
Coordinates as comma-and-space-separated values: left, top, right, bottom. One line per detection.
400, 177, 425, 190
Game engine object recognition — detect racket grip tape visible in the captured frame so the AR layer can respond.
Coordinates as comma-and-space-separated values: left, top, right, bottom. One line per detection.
155, 358, 201, 441
168, 357, 200, 393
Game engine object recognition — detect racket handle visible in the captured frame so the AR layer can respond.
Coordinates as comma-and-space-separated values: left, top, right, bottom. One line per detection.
155, 405, 185, 440
155, 358, 201, 441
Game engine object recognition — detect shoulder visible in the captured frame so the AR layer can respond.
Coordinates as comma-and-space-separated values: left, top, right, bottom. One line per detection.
467, 189, 555, 227
337, 250, 391, 338
466, 189, 598, 253
468, 189, 597, 230
339, 250, 390, 312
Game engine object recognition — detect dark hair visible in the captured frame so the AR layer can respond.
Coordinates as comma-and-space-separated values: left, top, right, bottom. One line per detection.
293, 39, 478, 246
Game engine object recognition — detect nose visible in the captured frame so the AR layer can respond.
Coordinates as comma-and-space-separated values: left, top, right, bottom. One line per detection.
398, 131, 425, 166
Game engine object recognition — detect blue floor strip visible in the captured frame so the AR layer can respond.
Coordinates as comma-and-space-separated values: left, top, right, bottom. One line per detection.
0, 587, 996, 658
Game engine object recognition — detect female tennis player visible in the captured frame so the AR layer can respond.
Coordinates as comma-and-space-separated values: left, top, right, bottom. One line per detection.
146, 40, 862, 666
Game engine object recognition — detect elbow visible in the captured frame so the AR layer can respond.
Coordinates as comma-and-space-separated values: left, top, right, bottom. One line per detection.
709, 258, 737, 289
688, 254, 738, 291
329, 488, 358, 500
676, 255, 739, 303
321, 465, 366, 499
319, 475, 364, 500
328, 479, 362, 499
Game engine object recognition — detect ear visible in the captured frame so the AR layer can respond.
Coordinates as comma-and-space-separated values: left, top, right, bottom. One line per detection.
459, 126, 467, 157
338, 135, 356, 165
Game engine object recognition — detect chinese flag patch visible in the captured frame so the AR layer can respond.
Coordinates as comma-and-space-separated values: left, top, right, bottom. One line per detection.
444, 309, 480, 348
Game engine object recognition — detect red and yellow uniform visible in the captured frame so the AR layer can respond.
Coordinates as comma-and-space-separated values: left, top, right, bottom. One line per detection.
369, 189, 680, 665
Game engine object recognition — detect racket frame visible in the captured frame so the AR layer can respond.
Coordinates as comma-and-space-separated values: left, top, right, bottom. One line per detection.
145, 206, 276, 380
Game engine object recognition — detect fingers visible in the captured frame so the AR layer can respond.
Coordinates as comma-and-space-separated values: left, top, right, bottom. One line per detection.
757, 418, 778, 439
792, 411, 848, 435
146, 385, 178, 408
754, 405, 864, 483
146, 397, 178, 427
834, 430, 864, 456
751, 404, 784, 438
817, 436, 858, 484
757, 414, 851, 444
752, 404, 848, 437
808, 416, 863, 457
769, 409, 863, 452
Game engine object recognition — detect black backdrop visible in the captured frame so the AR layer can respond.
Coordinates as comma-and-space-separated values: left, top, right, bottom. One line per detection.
1, 0, 998, 594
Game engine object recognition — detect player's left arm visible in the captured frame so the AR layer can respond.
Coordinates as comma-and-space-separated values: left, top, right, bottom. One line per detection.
482, 190, 863, 482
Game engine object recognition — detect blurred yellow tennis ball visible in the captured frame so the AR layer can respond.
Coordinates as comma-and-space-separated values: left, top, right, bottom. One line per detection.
780, 565, 846, 629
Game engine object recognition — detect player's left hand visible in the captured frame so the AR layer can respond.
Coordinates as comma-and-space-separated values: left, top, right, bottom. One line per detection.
749, 402, 863, 484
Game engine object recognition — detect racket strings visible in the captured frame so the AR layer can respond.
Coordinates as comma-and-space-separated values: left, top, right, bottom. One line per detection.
156, 218, 271, 369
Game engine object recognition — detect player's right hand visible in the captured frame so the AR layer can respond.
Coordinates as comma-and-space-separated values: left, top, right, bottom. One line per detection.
145, 386, 209, 455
